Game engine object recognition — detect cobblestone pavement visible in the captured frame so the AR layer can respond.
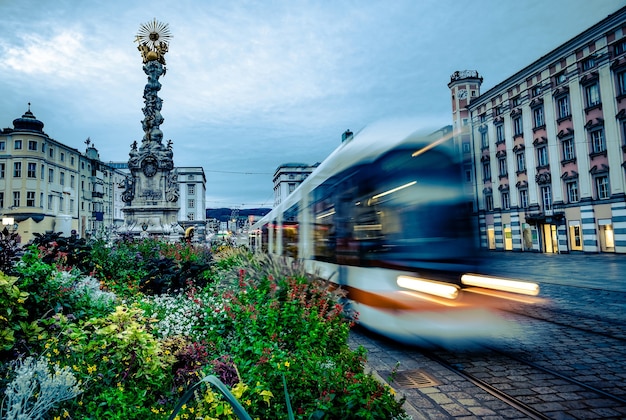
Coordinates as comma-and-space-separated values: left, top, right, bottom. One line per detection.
348, 252, 626, 419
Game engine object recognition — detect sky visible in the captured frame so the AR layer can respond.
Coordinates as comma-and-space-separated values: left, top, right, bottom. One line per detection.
1, 0, 625, 209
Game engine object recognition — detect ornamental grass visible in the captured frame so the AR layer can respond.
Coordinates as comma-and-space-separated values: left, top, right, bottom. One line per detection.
0, 237, 410, 419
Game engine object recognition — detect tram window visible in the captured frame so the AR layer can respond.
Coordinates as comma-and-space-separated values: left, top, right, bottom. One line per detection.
283, 204, 299, 258
312, 201, 336, 262
261, 223, 269, 253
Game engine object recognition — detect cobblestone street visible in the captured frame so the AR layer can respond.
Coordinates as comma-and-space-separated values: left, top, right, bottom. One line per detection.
350, 252, 626, 419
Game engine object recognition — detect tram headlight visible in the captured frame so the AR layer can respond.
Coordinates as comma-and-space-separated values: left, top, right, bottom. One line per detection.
397, 276, 460, 299
461, 274, 540, 296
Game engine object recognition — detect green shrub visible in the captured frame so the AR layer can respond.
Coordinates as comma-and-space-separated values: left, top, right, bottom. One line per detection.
0, 272, 29, 352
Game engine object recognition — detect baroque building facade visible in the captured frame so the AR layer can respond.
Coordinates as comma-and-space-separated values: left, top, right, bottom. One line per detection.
0, 107, 128, 243
0, 108, 207, 244
452, 6, 626, 253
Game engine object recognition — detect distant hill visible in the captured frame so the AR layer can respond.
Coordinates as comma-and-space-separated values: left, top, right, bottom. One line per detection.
206, 208, 271, 222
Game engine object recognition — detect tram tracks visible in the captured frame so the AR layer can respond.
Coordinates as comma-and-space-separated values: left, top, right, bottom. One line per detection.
413, 342, 626, 419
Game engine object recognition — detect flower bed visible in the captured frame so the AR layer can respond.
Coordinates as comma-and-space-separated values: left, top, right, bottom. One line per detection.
0, 237, 410, 419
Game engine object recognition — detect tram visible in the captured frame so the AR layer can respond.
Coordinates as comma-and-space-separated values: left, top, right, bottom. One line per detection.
251, 120, 541, 345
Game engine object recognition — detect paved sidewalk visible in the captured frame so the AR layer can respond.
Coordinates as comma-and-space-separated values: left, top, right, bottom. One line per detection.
478, 251, 626, 292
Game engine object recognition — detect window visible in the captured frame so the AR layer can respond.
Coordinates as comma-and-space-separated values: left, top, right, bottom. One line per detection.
187, 184, 195, 195
41, 143, 46, 152
70, 156, 75, 165
582, 57, 595, 71
498, 156, 508, 177
512, 97, 521, 107
596, 176, 610, 199
49, 168, 54, 182
533, 106, 545, 128
462, 143, 471, 153
590, 129, 606, 154
618, 70, 626, 96
0, 141, 5, 151
537, 146, 549, 166
557, 95, 570, 119
13, 192, 20, 208
188, 199, 195, 208
533, 86, 542, 96
70, 175, 75, 188
496, 125, 505, 143
60, 152, 65, 162
26, 191, 35, 207
495, 106, 503, 116
28, 140, 37, 151
615, 39, 626, 56
60, 172, 65, 186
541, 186, 552, 210
49, 147, 54, 158
480, 113, 486, 123
519, 189, 529, 209
556, 73, 567, 85
27, 162, 36, 178
482, 161, 491, 181
485, 194, 494, 211
516, 151, 526, 172
188, 175, 195, 180
513, 116, 523, 136
187, 213, 195, 221
13, 162, 22, 177
481, 131, 489, 148
0, 163, 4, 179
501, 191, 510, 210
40, 164, 44, 179
14, 140, 22, 150
562, 138, 576, 161
48, 195, 53, 210
566, 181, 579, 203
0, 192, 3, 208
585, 83, 600, 107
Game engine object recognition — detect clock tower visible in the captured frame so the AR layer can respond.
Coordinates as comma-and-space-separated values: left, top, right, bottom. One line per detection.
448, 70, 483, 205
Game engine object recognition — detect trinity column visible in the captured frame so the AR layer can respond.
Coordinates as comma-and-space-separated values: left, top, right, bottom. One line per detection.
119, 19, 181, 238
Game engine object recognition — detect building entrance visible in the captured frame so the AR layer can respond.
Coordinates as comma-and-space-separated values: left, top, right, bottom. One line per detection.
541, 223, 559, 253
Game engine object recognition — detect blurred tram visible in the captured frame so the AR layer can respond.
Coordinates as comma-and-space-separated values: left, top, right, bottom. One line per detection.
250, 121, 542, 346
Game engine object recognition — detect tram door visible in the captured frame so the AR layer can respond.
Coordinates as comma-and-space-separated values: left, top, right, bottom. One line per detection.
541, 224, 558, 253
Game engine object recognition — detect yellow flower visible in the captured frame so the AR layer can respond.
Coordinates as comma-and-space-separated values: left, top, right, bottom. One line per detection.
63, 410, 70, 418
284, 361, 290, 368
53, 417, 60, 420
87, 365, 97, 374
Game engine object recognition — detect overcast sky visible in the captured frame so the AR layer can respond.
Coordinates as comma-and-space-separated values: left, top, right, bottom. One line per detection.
1, 0, 625, 208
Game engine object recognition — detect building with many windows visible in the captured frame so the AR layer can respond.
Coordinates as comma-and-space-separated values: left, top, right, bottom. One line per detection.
176, 166, 207, 239
0, 108, 207, 243
0, 106, 127, 243
450, 6, 626, 253
273, 162, 319, 206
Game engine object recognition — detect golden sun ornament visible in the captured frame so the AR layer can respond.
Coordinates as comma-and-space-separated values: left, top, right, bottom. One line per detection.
135, 18, 172, 52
